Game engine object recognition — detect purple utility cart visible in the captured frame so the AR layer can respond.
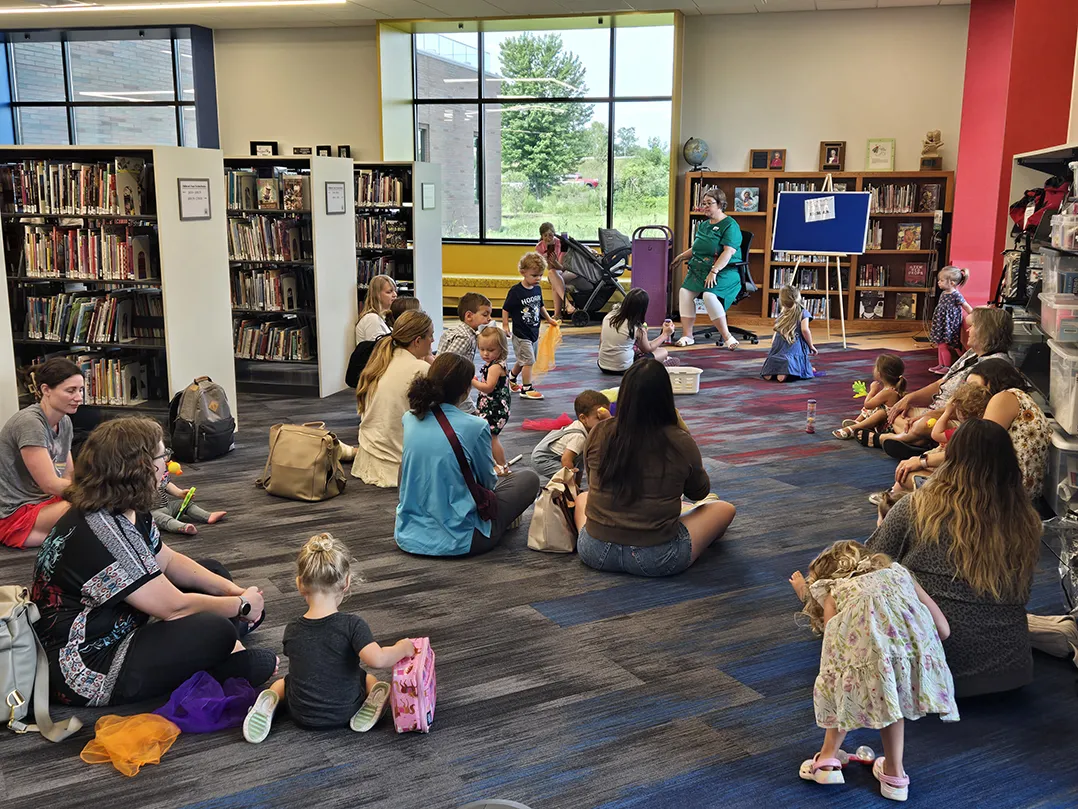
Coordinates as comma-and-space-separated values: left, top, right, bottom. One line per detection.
631, 225, 673, 326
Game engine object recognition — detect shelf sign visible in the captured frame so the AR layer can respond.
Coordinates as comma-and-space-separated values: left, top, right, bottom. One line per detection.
805, 196, 835, 223
325, 181, 347, 216
177, 178, 211, 221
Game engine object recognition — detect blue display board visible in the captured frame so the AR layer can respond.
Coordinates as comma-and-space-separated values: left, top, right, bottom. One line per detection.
771, 191, 872, 255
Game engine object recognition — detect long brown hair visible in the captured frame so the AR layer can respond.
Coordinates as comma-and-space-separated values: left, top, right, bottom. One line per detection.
66, 417, 162, 513
910, 419, 1040, 600
355, 309, 432, 415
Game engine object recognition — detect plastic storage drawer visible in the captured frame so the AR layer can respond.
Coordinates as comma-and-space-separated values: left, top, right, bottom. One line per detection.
1038, 293, 1078, 341
1050, 339, 1078, 434
1048, 421, 1078, 518
1009, 320, 1045, 369
1043, 248, 1078, 295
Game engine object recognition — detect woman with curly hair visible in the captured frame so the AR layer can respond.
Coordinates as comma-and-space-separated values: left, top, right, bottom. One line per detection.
30, 418, 276, 707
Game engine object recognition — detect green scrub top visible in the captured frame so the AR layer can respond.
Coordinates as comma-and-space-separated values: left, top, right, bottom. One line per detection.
682, 216, 743, 305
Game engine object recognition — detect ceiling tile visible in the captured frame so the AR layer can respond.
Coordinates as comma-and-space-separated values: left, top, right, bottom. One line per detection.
878, 0, 940, 6
425, 0, 505, 14
357, 0, 446, 17
938, 0, 971, 4
693, 0, 758, 13
754, 0, 815, 11
815, 0, 876, 8
625, 0, 699, 10
558, 0, 636, 10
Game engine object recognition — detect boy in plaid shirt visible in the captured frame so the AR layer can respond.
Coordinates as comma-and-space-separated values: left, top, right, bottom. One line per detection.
438, 292, 492, 414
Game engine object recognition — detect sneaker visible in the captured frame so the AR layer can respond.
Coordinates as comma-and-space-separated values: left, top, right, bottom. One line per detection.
243, 688, 279, 743
520, 387, 544, 400
508, 377, 522, 393
928, 365, 949, 375
350, 681, 391, 732
662, 356, 682, 368
1027, 614, 1078, 663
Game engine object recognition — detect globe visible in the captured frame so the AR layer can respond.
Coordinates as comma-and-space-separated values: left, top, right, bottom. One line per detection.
683, 137, 710, 169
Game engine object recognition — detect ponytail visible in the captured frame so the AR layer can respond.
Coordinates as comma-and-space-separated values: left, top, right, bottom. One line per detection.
355, 309, 433, 415
895, 375, 907, 396
958, 268, 969, 287
408, 353, 474, 419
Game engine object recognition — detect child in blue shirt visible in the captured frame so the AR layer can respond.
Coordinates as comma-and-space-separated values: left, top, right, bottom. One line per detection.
502, 252, 557, 400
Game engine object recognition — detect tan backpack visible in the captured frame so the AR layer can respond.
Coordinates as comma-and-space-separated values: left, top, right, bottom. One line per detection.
256, 422, 347, 502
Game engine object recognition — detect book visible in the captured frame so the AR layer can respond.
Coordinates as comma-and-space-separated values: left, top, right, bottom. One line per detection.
894, 293, 917, 320
733, 187, 759, 213
257, 179, 279, 210
282, 174, 309, 212
919, 184, 942, 212
114, 157, 145, 216
867, 182, 917, 214
858, 291, 885, 319
904, 262, 928, 287
896, 223, 922, 250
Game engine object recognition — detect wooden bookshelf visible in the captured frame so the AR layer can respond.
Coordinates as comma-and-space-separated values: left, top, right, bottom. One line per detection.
354, 161, 442, 343
680, 170, 954, 327
225, 155, 356, 397
0, 146, 236, 426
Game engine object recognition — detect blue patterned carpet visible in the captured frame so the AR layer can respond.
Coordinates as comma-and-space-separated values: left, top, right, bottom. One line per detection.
1, 333, 1076, 809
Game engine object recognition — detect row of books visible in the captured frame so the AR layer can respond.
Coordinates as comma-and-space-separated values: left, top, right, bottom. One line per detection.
771, 252, 845, 264
867, 220, 884, 251
357, 216, 408, 249
357, 256, 405, 286
868, 220, 926, 251
227, 169, 311, 212
355, 169, 406, 207
770, 268, 841, 290
231, 269, 311, 313
858, 262, 929, 287
71, 353, 161, 406
24, 289, 163, 343
18, 225, 155, 282
234, 317, 313, 361
776, 181, 849, 194
770, 296, 830, 318
0, 158, 148, 216
866, 183, 919, 214
227, 216, 311, 262
858, 291, 919, 320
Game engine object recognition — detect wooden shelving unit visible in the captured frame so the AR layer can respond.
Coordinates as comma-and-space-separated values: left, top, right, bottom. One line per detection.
225, 155, 356, 398
0, 146, 236, 426
680, 170, 955, 327
354, 161, 442, 342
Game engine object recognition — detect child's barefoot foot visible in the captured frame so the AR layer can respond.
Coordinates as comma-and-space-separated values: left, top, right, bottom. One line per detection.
180, 523, 198, 535
207, 511, 227, 524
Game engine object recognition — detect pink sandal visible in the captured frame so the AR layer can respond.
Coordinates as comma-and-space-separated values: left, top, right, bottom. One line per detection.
872, 757, 910, 802
798, 752, 844, 785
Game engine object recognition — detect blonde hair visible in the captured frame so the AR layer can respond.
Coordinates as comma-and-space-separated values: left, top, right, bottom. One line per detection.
356, 309, 433, 415
477, 326, 508, 362
296, 532, 350, 594
938, 265, 969, 288
360, 275, 397, 318
519, 251, 547, 275
948, 381, 991, 421
774, 285, 805, 343
909, 419, 1040, 600
801, 540, 893, 633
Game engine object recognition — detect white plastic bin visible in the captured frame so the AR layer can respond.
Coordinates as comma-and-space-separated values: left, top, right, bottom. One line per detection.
1049, 339, 1078, 434
1009, 320, 1045, 369
667, 366, 703, 394
1048, 421, 1078, 518
1038, 293, 1078, 341
1043, 249, 1078, 295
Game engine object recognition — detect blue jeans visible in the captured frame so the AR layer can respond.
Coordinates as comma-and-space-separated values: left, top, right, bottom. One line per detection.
577, 522, 692, 577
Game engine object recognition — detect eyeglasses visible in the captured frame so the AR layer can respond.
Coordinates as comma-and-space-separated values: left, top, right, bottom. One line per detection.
153, 449, 173, 463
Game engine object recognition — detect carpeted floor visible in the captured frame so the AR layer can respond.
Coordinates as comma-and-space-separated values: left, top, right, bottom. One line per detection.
1, 333, 1076, 809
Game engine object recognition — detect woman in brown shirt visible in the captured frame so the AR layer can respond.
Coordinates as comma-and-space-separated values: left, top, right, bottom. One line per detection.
573, 359, 737, 576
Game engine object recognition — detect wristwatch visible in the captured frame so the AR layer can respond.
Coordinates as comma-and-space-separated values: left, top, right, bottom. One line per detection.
237, 595, 251, 619
919, 453, 929, 470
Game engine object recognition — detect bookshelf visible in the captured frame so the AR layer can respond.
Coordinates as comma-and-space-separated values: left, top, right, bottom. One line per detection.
353, 161, 442, 343
680, 170, 955, 327
0, 146, 236, 427
225, 155, 356, 397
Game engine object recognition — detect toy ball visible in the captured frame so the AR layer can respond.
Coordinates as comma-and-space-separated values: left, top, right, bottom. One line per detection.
926, 418, 937, 428
167, 461, 183, 476
854, 745, 877, 763
597, 407, 611, 419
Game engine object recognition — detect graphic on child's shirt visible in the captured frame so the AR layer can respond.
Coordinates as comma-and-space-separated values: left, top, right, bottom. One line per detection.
520, 295, 541, 327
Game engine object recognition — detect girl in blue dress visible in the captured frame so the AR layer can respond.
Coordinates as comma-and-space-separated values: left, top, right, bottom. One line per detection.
761, 286, 818, 382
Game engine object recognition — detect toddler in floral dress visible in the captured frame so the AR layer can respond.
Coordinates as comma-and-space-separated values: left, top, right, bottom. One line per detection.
929, 266, 973, 374
472, 327, 513, 471
790, 540, 958, 802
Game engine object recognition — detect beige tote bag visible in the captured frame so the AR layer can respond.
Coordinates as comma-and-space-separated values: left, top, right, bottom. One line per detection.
527, 467, 579, 553
256, 422, 347, 502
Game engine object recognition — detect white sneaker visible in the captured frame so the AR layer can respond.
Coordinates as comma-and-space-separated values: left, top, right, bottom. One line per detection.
675, 336, 695, 347
1027, 614, 1078, 664
243, 688, 279, 743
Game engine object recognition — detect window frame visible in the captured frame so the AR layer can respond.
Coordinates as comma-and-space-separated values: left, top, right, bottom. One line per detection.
5, 28, 197, 147
412, 22, 673, 244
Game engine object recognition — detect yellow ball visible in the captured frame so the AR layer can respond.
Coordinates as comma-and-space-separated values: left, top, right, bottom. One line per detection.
167, 461, 183, 475
926, 418, 937, 428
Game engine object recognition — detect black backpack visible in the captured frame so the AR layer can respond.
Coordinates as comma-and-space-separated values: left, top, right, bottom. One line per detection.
346, 334, 388, 388
168, 377, 236, 462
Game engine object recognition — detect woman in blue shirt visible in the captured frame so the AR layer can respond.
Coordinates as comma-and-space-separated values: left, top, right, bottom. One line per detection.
396, 353, 540, 556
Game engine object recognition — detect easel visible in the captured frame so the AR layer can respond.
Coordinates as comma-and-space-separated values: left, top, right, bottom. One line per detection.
791, 174, 848, 349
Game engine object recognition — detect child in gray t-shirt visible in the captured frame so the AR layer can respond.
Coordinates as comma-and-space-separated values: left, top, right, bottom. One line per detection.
242, 533, 417, 741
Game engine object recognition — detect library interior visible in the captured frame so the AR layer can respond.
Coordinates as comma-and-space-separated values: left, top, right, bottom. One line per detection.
1, 1, 1078, 808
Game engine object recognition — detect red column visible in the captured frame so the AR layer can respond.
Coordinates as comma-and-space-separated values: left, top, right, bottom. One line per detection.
951, 0, 1078, 305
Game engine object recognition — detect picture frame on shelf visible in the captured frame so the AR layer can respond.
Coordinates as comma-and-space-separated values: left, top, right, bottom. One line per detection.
866, 138, 896, 171
819, 141, 845, 172
767, 150, 786, 171
250, 141, 278, 157
316, 145, 332, 157
293, 147, 313, 155
733, 187, 759, 213
749, 150, 771, 171
337, 145, 351, 158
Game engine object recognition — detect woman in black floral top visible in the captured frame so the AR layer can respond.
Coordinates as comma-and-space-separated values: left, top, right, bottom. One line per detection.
31, 418, 275, 707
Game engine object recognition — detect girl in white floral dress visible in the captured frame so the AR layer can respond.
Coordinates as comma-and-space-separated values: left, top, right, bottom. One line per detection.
790, 540, 958, 802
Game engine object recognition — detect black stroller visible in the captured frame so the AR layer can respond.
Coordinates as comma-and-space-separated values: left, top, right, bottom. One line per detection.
558, 229, 632, 326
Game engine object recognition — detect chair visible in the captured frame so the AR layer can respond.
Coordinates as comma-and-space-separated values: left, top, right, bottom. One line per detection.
697, 229, 760, 346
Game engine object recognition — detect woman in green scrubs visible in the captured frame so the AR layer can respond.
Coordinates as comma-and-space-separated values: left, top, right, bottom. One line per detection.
670, 187, 743, 349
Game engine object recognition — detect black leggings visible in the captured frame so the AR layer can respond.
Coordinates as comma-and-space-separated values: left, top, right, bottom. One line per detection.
109, 559, 276, 705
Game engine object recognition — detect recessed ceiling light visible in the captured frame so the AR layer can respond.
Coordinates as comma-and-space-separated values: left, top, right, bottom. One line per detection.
0, 0, 345, 14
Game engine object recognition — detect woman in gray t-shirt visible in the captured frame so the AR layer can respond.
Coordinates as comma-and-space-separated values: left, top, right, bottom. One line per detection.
0, 358, 83, 549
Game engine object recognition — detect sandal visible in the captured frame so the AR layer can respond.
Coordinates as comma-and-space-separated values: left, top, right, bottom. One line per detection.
799, 753, 845, 785
833, 427, 855, 440
872, 757, 910, 802
675, 336, 695, 347
842, 419, 859, 428
723, 338, 740, 351
350, 681, 391, 732
859, 429, 884, 449
243, 688, 279, 744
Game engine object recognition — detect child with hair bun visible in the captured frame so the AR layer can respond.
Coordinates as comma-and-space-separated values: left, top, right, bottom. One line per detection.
243, 533, 416, 742
929, 266, 973, 374
789, 540, 958, 802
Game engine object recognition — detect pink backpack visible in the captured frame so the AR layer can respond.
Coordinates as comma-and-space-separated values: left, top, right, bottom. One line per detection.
390, 637, 436, 733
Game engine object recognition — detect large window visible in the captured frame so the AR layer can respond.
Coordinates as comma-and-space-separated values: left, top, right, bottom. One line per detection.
7, 29, 197, 147
413, 18, 674, 242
